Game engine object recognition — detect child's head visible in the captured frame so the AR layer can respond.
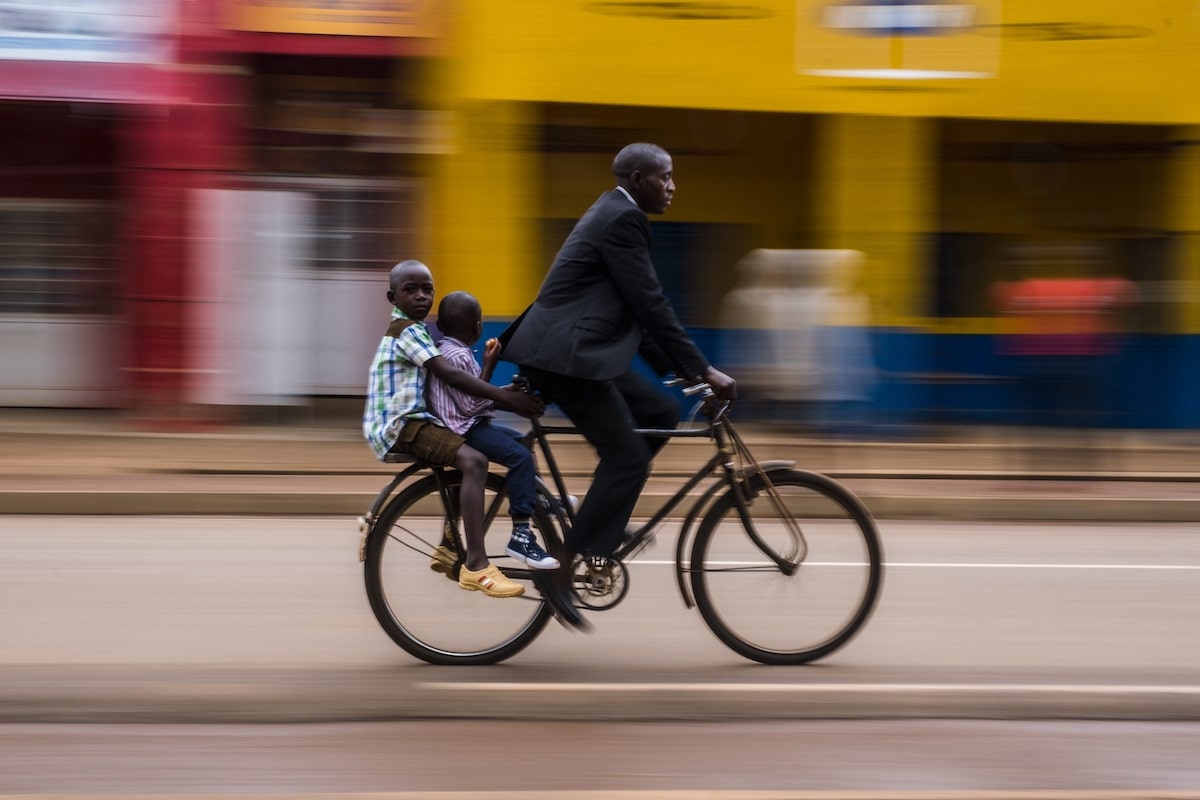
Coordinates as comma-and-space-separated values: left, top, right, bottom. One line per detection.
387, 260, 434, 320
436, 291, 483, 345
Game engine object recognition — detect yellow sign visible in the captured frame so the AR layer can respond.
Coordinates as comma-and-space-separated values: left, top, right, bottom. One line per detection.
225, 0, 433, 37
454, 0, 1200, 125
797, 0, 1002, 80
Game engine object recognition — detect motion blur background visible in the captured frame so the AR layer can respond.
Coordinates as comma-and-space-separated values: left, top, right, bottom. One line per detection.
2, 0, 1198, 434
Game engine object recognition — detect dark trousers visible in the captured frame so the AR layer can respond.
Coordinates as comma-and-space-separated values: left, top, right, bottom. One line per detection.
463, 418, 536, 519
520, 365, 679, 557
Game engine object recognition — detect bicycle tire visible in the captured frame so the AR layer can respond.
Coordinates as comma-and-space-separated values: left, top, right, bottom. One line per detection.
689, 468, 883, 665
363, 470, 559, 665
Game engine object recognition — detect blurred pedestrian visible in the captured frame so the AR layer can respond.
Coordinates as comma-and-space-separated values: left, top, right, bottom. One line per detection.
992, 270, 1138, 429
719, 249, 875, 433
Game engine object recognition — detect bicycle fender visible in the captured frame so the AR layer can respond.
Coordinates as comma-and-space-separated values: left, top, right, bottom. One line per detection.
735, 459, 795, 478
674, 479, 728, 610
356, 462, 430, 562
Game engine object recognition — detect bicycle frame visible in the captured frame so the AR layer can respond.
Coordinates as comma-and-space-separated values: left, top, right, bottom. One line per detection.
526, 406, 797, 610
357, 388, 803, 611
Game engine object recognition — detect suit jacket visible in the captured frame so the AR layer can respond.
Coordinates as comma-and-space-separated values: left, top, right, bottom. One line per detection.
503, 190, 710, 382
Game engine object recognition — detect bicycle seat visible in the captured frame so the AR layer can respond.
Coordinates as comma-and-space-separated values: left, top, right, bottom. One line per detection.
382, 452, 420, 464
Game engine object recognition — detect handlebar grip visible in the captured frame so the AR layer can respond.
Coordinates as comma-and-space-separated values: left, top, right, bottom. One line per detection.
682, 382, 712, 397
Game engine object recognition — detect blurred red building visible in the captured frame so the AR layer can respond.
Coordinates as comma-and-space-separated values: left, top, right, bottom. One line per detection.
0, 0, 438, 419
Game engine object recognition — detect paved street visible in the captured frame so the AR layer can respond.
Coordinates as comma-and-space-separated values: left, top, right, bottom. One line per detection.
3, 436, 1200, 799
1, 515, 1197, 722
3, 719, 1200, 797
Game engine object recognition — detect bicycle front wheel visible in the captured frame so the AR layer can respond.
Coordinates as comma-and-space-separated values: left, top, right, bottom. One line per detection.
363, 471, 558, 665
689, 469, 883, 665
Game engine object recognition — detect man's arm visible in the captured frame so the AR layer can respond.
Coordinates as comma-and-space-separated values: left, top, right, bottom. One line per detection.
426, 356, 543, 418
602, 210, 709, 378
605, 210, 736, 400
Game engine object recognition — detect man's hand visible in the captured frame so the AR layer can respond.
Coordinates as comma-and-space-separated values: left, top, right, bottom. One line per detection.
501, 388, 544, 419
703, 366, 737, 402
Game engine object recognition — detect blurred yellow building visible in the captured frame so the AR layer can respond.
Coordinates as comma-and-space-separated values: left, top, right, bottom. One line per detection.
428, 0, 1200, 429
2, 0, 1198, 428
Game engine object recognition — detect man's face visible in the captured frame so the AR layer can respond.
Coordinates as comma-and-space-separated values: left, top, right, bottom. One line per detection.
388, 266, 435, 320
629, 154, 675, 215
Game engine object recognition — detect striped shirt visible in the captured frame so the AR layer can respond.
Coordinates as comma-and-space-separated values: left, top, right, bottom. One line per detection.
426, 335, 494, 436
362, 308, 443, 460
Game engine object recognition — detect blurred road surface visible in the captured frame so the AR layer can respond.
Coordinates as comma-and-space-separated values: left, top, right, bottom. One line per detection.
2, 719, 1200, 797
1, 516, 1197, 723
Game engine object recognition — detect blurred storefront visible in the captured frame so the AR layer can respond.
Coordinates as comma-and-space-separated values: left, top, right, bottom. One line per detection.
198, 1, 445, 411
4, 1, 1200, 429
0, 0, 183, 407
433, 0, 1200, 429
0, 0, 441, 416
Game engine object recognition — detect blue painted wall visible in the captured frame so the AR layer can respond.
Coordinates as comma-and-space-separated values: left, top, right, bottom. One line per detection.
482, 322, 1199, 430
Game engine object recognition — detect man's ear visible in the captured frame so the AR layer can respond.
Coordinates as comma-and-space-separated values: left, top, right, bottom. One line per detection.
386, 290, 395, 304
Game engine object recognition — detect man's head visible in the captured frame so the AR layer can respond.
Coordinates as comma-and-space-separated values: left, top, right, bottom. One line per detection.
387, 259, 435, 321
436, 290, 483, 345
613, 142, 674, 215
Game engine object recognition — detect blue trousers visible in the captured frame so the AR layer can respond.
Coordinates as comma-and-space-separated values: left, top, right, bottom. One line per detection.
463, 418, 536, 519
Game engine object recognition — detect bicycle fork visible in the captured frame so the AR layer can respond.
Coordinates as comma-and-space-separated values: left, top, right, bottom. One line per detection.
720, 424, 807, 574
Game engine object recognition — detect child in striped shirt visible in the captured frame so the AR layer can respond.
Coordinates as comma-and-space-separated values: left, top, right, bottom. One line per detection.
427, 291, 560, 570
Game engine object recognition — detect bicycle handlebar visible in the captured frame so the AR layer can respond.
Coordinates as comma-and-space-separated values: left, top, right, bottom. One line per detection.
661, 376, 711, 396
517, 373, 727, 425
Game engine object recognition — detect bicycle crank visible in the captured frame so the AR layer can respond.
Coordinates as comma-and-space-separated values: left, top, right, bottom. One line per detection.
570, 554, 629, 611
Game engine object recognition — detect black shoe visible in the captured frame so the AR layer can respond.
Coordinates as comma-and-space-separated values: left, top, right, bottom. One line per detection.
534, 564, 590, 631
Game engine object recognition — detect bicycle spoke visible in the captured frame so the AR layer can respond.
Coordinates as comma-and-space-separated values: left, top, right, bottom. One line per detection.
385, 524, 441, 558
690, 564, 797, 574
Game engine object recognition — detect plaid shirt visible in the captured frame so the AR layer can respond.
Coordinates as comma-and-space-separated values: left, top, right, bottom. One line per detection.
426, 335, 494, 435
362, 308, 442, 460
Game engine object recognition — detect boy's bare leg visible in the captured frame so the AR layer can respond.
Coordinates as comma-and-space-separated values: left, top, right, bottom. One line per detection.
453, 444, 490, 571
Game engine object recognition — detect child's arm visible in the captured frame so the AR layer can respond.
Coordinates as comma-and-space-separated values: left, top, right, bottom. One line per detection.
426, 355, 543, 418
481, 338, 500, 383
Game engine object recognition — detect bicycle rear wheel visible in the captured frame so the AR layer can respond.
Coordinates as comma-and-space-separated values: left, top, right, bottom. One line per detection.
363, 471, 558, 665
689, 469, 882, 665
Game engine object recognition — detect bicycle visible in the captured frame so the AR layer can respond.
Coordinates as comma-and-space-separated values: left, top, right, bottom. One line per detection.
357, 379, 883, 666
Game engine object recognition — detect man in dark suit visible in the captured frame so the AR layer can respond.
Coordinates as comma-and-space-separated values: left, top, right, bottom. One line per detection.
503, 142, 736, 628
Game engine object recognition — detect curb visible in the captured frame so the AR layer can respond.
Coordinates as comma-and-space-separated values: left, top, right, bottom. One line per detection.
4, 671, 1200, 724
2, 489, 1199, 521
